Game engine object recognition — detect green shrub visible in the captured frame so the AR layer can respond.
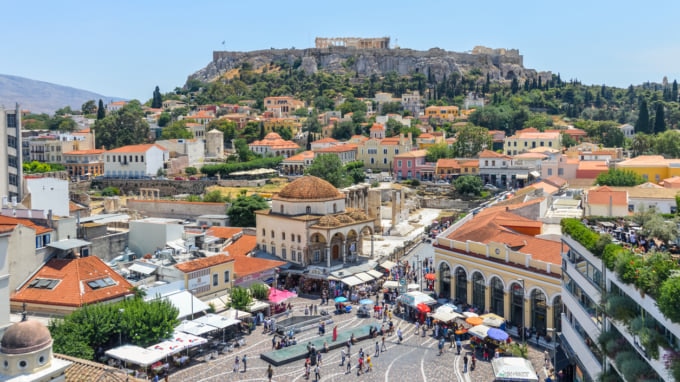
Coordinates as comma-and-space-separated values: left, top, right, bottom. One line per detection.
606, 295, 638, 322
101, 186, 120, 196
658, 276, 680, 323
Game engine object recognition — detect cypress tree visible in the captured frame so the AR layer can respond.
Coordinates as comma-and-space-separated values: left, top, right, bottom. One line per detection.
654, 102, 666, 133
96, 99, 105, 120
673, 80, 678, 102
635, 99, 650, 134
151, 86, 162, 108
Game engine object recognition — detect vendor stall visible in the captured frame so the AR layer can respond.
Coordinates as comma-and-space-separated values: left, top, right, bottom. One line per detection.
491, 357, 539, 381
481, 313, 506, 329
382, 280, 399, 289
106, 345, 165, 368
468, 324, 492, 340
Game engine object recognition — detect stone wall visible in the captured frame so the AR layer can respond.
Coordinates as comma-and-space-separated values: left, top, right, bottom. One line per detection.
90, 231, 129, 261
420, 198, 476, 210
91, 179, 218, 197
126, 199, 228, 220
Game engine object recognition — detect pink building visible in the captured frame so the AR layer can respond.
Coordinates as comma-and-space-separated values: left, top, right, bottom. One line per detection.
393, 150, 435, 181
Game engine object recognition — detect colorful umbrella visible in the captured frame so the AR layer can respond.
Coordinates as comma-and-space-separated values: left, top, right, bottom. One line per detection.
424, 273, 436, 281
465, 316, 484, 326
334, 296, 348, 303
359, 299, 374, 305
487, 328, 509, 342
454, 329, 468, 335
416, 303, 431, 313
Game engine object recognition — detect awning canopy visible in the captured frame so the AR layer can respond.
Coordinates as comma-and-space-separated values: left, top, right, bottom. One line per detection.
529, 171, 541, 178
491, 357, 539, 381
220, 308, 251, 320
355, 272, 374, 283
431, 310, 463, 323
146, 290, 209, 320
380, 260, 397, 270
398, 291, 436, 307
516, 173, 529, 180
175, 320, 217, 337
128, 262, 158, 275
468, 324, 491, 339
247, 299, 270, 313
193, 313, 241, 330
48, 239, 92, 251
341, 276, 363, 287
383, 280, 399, 289
367, 269, 384, 279
105, 345, 165, 367
481, 313, 506, 328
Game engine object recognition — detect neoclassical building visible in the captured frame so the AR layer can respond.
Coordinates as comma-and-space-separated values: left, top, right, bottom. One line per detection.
255, 176, 375, 268
434, 205, 562, 335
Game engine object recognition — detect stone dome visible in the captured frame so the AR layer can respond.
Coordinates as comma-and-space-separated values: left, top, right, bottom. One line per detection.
318, 215, 341, 227
277, 176, 343, 200
1, 320, 52, 355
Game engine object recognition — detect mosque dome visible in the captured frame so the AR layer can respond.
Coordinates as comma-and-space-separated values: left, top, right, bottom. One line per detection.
276, 176, 344, 201
1, 320, 52, 355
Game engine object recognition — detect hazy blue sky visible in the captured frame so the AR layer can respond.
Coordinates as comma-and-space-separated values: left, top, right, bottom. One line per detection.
3, 1, 680, 102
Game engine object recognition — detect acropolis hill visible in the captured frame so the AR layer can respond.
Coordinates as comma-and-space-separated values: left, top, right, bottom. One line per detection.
188, 37, 550, 85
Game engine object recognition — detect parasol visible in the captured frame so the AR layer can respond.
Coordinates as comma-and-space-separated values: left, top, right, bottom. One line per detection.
466, 316, 484, 326
334, 296, 348, 303
424, 273, 436, 281
487, 328, 509, 342
359, 299, 374, 305
416, 303, 431, 313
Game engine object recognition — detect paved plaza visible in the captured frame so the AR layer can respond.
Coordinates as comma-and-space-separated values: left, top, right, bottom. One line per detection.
171, 294, 554, 382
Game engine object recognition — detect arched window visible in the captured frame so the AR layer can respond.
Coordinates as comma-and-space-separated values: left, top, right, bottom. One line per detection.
472, 272, 485, 312
306, 206, 311, 214
455, 268, 467, 303
511, 282, 524, 328
531, 289, 547, 334
490, 277, 505, 317
439, 262, 451, 299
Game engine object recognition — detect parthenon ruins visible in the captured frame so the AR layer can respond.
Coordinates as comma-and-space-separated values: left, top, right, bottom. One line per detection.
315, 37, 390, 49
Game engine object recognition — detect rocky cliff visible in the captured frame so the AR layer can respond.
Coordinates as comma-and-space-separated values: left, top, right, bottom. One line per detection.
188, 46, 550, 85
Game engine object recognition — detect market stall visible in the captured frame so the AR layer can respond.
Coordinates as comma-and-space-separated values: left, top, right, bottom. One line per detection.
481, 313, 506, 329
491, 357, 539, 381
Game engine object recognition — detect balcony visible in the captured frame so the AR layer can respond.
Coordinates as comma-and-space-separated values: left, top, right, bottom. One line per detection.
561, 289, 602, 335
561, 314, 602, 380
608, 319, 670, 379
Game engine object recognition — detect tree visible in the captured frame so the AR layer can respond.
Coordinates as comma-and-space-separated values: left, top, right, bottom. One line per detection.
94, 100, 150, 149
425, 142, 453, 162
233, 138, 254, 162
230, 287, 253, 311
595, 168, 645, 187
331, 121, 354, 140
601, 126, 625, 148
249, 282, 269, 300
654, 130, 680, 158
561, 132, 578, 148
658, 276, 680, 323
635, 99, 650, 134
454, 175, 483, 196
203, 189, 224, 202
305, 154, 346, 188
227, 191, 269, 227
158, 112, 171, 127
81, 100, 97, 115
97, 99, 105, 120
160, 120, 193, 140
151, 86, 162, 108
654, 102, 666, 133
451, 125, 492, 158
184, 166, 198, 176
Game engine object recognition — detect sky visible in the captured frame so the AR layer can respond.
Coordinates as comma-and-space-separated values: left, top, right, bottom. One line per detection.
3, 0, 680, 103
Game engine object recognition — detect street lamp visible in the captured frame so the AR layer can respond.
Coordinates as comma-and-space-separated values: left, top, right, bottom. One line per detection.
517, 279, 525, 344
118, 309, 124, 346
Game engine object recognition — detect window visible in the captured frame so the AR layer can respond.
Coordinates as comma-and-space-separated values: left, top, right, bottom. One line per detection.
135, 155, 139, 162
282, 248, 287, 260
540, 141, 544, 147
6, 114, 16, 128
297, 252, 302, 262
548, 142, 553, 147
213, 274, 218, 286
28, 278, 60, 290
484, 160, 488, 166
524, 142, 528, 147
314, 250, 321, 262
333, 203, 337, 213
397, 160, 402, 168
7, 136, 16, 149
547, 168, 553, 176
370, 158, 375, 164
383, 148, 388, 154
306, 206, 311, 214
492, 160, 495, 166
395, 149, 399, 155
141, 156, 144, 162
282, 232, 286, 240
224, 271, 230, 283
558, 168, 564, 176
407, 161, 412, 168
262, 228, 265, 236
297, 235, 301, 243
383, 158, 387, 164
271, 230, 275, 238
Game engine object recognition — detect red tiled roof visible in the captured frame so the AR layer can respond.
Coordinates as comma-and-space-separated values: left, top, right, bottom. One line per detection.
479, 149, 510, 159
370, 124, 385, 131
284, 151, 315, 162
233, 254, 285, 277
587, 186, 627, 206
207, 227, 243, 240
446, 206, 561, 265
175, 254, 235, 273
315, 144, 357, 153
436, 159, 461, 168
11, 256, 133, 307
0, 216, 52, 235
223, 235, 257, 257
314, 137, 339, 144
64, 149, 105, 155
106, 144, 167, 154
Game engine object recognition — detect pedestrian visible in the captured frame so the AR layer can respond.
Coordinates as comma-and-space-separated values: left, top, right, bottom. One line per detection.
153, 375, 159, 382
332, 325, 337, 342
495, 349, 500, 359
305, 306, 309, 315
463, 355, 469, 373
346, 356, 352, 374
456, 339, 462, 355
422, 325, 426, 337
314, 304, 318, 315
272, 336, 276, 350
381, 335, 387, 352
366, 354, 373, 372
314, 364, 321, 381
471, 353, 476, 371
340, 347, 346, 365
544, 349, 550, 367
305, 362, 311, 380
316, 351, 322, 366
483, 347, 489, 361
242, 354, 247, 372
357, 356, 364, 375
233, 356, 239, 372
266, 365, 274, 382
375, 341, 380, 357
358, 347, 364, 359
397, 328, 403, 343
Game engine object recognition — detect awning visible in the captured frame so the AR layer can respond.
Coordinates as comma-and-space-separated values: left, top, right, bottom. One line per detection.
380, 260, 397, 270
128, 262, 157, 275
48, 239, 92, 251
516, 173, 529, 180
355, 272, 374, 283
530, 171, 541, 178
247, 299, 270, 313
193, 313, 240, 330
341, 276, 363, 287
383, 280, 399, 289
431, 311, 463, 323
105, 345, 165, 367
175, 320, 217, 337
153, 291, 209, 320
367, 270, 384, 279
468, 324, 491, 339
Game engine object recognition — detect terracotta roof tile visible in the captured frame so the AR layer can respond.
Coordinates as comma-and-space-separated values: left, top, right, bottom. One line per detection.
233, 254, 285, 277
56, 354, 146, 382
394, 150, 427, 159
436, 159, 461, 168
106, 144, 167, 154
315, 144, 357, 153
175, 254, 235, 273
0, 215, 52, 235
586, 186, 627, 206
64, 149, 105, 155
479, 149, 511, 159
11, 257, 133, 307
206, 227, 243, 240
284, 151, 315, 162
223, 235, 257, 257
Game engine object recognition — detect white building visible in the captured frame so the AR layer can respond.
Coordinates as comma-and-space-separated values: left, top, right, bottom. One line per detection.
104, 144, 168, 178
155, 138, 205, 168
24, 178, 69, 217
128, 217, 185, 258
619, 123, 635, 138
0, 104, 23, 201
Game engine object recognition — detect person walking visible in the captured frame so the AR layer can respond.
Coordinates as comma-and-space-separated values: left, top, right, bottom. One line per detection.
242, 354, 247, 372
345, 356, 352, 374
340, 348, 346, 366
471, 353, 476, 371
381, 335, 387, 352
544, 349, 550, 368
463, 355, 469, 373
305, 362, 311, 380
233, 356, 239, 373
357, 356, 364, 376
366, 355, 373, 373
456, 339, 462, 355
266, 365, 274, 382
374, 341, 380, 357
314, 364, 321, 381
397, 328, 403, 343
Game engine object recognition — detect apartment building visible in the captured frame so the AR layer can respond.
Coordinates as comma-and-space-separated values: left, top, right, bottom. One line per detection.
0, 104, 23, 201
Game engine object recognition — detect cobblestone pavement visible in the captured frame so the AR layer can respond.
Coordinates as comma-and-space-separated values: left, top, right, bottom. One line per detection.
170, 296, 554, 382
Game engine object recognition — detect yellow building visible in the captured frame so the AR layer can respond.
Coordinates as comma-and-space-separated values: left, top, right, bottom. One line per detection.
356, 133, 413, 171
434, 206, 562, 334
263, 117, 302, 135
615, 155, 680, 184
424, 105, 459, 121
175, 255, 235, 298
504, 128, 561, 155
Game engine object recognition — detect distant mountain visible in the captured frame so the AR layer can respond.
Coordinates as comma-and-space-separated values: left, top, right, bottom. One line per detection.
0, 74, 125, 115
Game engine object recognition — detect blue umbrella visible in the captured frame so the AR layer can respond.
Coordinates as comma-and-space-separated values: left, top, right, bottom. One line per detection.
487, 328, 509, 342
359, 299, 374, 305
334, 296, 348, 303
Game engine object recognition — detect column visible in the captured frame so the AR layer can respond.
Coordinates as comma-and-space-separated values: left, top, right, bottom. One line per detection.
342, 239, 347, 264
325, 245, 331, 268
546, 304, 553, 332
484, 282, 491, 313
503, 291, 511, 322
466, 279, 472, 305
